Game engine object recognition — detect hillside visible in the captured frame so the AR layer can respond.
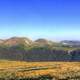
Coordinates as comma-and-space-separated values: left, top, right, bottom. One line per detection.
1, 37, 32, 47
0, 37, 80, 61
34, 38, 53, 46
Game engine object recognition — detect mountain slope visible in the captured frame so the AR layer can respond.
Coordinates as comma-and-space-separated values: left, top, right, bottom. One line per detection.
1, 37, 32, 47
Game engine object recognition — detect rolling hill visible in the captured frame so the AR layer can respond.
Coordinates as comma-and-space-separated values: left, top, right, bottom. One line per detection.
0, 37, 80, 61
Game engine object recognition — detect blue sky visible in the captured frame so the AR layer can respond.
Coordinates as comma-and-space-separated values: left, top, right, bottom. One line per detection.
0, 0, 80, 41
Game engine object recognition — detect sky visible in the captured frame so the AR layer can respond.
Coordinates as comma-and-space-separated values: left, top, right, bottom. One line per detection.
0, 0, 80, 41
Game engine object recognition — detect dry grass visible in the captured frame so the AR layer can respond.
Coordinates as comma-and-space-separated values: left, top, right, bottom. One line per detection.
0, 60, 80, 80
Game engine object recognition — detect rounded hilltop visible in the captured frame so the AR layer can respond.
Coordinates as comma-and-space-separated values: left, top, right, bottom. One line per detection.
35, 38, 49, 44
1, 37, 32, 46
34, 38, 54, 47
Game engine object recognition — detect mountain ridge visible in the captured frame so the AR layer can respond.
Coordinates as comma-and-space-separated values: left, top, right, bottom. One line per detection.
1, 37, 80, 47
0, 37, 80, 61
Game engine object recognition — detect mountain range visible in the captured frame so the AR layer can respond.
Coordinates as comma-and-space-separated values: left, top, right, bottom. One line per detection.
0, 37, 80, 47
0, 37, 80, 61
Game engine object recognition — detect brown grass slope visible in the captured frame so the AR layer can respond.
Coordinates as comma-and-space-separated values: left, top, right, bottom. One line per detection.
0, 60, 80, 80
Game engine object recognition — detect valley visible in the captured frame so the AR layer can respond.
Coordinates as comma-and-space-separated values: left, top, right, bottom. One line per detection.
0, 37, 80, 79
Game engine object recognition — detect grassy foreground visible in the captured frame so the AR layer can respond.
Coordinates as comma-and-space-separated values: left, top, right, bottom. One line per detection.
0, 60, 80, 80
